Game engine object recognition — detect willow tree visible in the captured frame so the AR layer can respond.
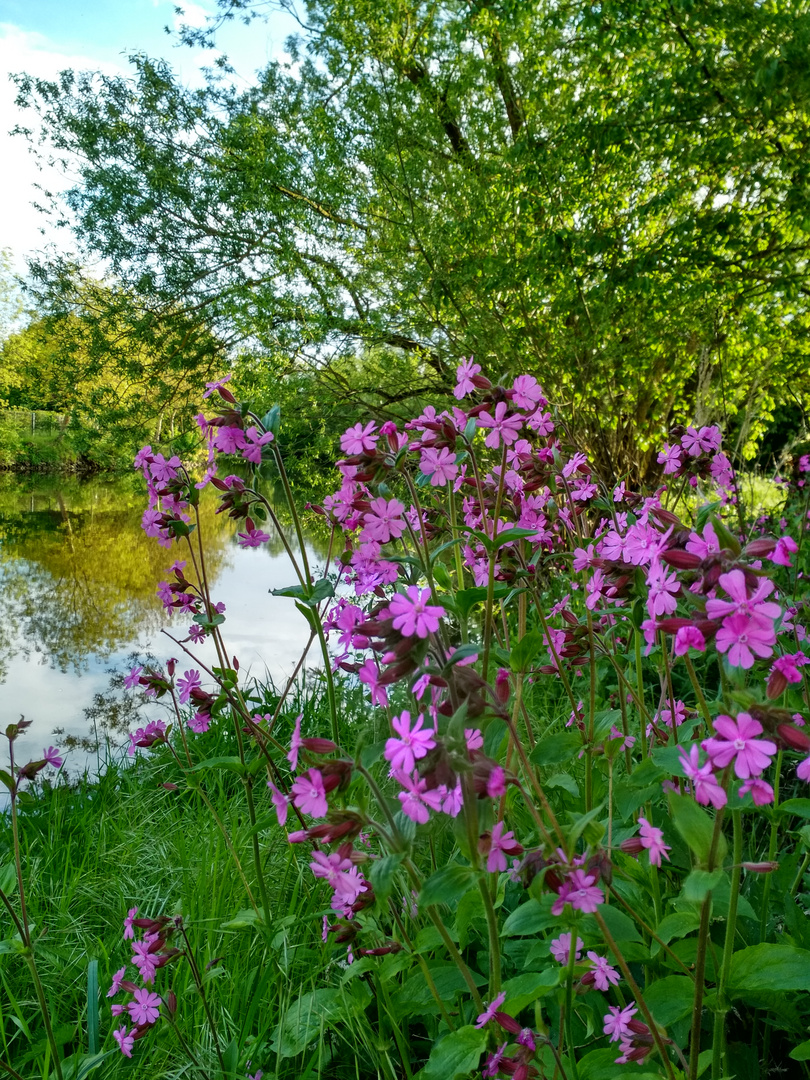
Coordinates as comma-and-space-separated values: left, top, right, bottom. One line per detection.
14, 0, 810, 476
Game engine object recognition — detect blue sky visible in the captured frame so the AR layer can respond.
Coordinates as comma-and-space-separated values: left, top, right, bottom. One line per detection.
0, 1, 301, 270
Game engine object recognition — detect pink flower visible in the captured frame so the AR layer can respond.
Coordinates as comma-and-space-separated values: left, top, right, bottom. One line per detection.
291, 769, 328, 817
477, 401, 524, 448
267, 781, 289, 826
202, 373, 233, 399
686, 522, 721, 559
131, 940, 157, 985
384, 711, 436, 773
586, 952, 620, 991
706, 569, 781, 625
288, 713, 304, 770
703, 713, 777, 779
486, 766, 507, 798
638, 816, 671, 866
511, 375, 546, 411
486, 821, 520, 873
465, 728, 483, 751
127, 988, 161, 1026
475, 991, 507, 1027
604, 1004, 637, 1043
798, 755, 810, 782
242, 426, 274, 464
176, 669, 201, 704
388, 587, 445, 638
715, 613, 776, 668
107, 967, 126, 998
188, 711, 211, 734
679, 745, 727, 808
42, 746, 63, 768
340, 421, 379, 456
213, 426, 247, 454
310, 850, 353, 888
420, 446, 459, 486
738, 777, 774, 805
772, 652, 809, 684
113, 1026, 135, 1058
395, 771, 443, 824
483, 1044, 509, 1078
682, 425, 721, 456
237, 526, 271, 548
454, 357, 481, 399
551, 870, 603, 915
674, 626, 706, 656
770, 535, 798, 567
358, 659, 389, 707
123, 907, 138, 941
124, 665, 144, 690
549, 932, 583, 966
362, 497, 406, 543
657, 443, 682, 474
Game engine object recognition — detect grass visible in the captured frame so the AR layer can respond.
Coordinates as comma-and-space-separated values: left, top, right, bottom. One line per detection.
0, 674, 400, 1080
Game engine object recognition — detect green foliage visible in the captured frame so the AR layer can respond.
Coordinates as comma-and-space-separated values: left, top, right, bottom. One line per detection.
14, 1, 810, 473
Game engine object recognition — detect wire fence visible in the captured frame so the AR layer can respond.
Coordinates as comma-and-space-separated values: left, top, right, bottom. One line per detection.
0, 410, 67, 435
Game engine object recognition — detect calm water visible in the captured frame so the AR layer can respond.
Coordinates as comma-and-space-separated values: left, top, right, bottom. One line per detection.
0, 473, 328, 774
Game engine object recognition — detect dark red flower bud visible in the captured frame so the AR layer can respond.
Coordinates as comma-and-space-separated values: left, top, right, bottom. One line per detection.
166, 991, 177, 1015
620, 836, 645, 857
358, 943, 403, 956
302, 738, 338, 755
767, 670, 788, 700
494, 1012, 522, 1035
777, 723, 810, 752
744, 538, 777, 558
120, 980, 140, 994
661, 549, 703, 570
742, 861, 780, 873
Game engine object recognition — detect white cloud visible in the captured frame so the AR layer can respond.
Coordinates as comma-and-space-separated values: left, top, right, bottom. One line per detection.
0, 23, 123, 271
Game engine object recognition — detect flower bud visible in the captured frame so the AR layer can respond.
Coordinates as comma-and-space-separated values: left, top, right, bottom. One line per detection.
495, 668, 511, 704
660, 549, 702, 570
744, 538, 777, 558
166, 991, 177, 1016
777, 723, 810, 752
301, 738, 338, 755
767, 670, 788, 700
742, 861, 779, 873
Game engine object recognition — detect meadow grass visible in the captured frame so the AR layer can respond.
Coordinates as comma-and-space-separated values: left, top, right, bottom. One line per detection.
0, 674, 405, 1080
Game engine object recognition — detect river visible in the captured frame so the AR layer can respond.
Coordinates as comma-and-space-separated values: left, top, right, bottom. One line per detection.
0, 472, 329, 776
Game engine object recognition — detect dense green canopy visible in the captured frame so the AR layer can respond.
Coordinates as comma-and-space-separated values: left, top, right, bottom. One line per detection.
14, 0, 810, 475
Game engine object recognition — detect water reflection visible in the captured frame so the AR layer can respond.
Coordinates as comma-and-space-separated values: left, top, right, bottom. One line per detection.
0, 473, 330, 769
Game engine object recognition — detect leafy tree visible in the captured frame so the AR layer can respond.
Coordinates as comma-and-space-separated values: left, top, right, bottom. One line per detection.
13, 1, 810, 475
0, 277, 225, 465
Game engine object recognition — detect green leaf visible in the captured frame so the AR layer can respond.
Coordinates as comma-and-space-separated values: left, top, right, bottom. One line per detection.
421, 1025, 487, 1080
368, 854, 404, 903
529, 731, 582, 767
682, 869, 724, 903
419, 864, 477, 910
272, 583, 309, 600
643, 975, 696, 1026
501, 898, 557, 937
0, 862, 17, 894
509, 630, 546, 673
653, 912, 700, 946
188, 756, 246, 777
272, 989, 341, 1057
307, 577, 335, 605
222, 1036, 239, 1077
728, 944, 810, 996
499, 969, 559, 1013
87, 960, 99, 1055
0, 770, 15, 792
790, 1041, 810, 1061
261, 404, 281, 436
221, 908, 263, 931
668, 792, 727, 866
566, 803, 606, 851
778, 799, 810, 821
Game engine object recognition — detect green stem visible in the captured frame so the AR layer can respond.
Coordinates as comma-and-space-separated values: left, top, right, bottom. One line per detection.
712, 810, 742, 1080
593, 911, 677, 1080
563, 934, 580, 1080
684, 654, 712, 730
759, 750, 782, 943
585, 613, 596, 812
635, 632, 649, 759
688, 801, 727, 1080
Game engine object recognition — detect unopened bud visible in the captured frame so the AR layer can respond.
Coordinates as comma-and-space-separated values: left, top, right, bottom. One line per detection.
301, 738, 338, 755
767, 670, 788, 700
744, 538, 777, 558
742, 861, 779, 873
661, 549, 702, 570
777, 723, 810, 752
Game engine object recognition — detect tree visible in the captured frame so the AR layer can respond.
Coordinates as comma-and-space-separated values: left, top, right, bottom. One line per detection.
14, 1, 810, 475
0, 276, 225, 463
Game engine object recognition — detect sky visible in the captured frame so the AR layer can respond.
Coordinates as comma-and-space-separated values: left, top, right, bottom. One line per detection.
0, 0, 301, 273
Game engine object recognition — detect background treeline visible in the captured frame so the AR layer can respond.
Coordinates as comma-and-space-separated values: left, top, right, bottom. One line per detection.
4, 0, 810, 479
